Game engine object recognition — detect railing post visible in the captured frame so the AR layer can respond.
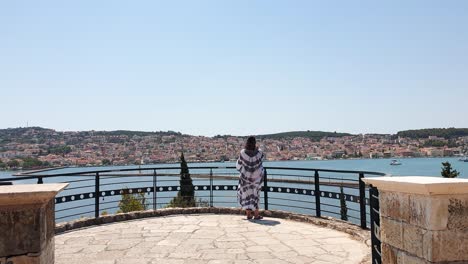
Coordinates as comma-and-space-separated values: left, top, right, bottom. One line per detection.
369, 185, 381, 264
359, 172, 367, 229
263, 168, 268, 210
209, 168, 213, 207
37, 177, 43, 184
314, 170, 321, 217
95, 172, 100, 219
153, 169, 157, 211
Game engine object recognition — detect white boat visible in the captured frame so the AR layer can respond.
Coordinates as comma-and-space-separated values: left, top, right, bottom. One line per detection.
390, 160, 402, 165
459, 156, 468, 162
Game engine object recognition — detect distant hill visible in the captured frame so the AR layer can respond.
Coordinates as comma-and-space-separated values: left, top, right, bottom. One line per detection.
0, 127, 55, 144
257, 131, 352, 141
0, 127, 183, 138
93, 130, 183, 137
0, 127, 186, 146
3, 127, 468, 142
396, 128, 468, 139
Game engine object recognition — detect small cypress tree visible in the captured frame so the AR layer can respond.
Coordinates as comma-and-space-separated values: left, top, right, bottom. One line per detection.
340, 186, 348, 221
441, 162, 460, 178
168, 153, 196, 207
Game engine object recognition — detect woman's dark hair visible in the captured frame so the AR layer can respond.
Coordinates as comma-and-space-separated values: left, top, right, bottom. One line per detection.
245, 136, 256, 151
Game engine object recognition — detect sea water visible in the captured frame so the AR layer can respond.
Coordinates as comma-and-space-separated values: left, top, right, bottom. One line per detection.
1, 157, 466, 179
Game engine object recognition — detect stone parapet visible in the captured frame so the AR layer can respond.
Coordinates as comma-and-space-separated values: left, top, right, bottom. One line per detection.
364, 176, 468, 264
0, 183, 68, 264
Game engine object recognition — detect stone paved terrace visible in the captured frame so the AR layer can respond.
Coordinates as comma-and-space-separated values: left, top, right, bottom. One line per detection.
55, 214, 368, 264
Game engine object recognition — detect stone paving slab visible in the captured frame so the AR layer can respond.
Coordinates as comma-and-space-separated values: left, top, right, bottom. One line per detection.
56, 214, 367, 264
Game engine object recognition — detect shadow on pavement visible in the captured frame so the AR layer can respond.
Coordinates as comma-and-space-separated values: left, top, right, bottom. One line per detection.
247, 219, 281, 226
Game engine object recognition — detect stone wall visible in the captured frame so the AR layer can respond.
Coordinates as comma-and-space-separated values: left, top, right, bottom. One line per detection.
0, 200, 55, 264
364, 176, 468, 264
380, 192, 468, 263
0, 184, 67, 264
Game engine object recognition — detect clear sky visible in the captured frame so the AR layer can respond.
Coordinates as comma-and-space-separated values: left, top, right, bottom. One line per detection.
1, 1, 467, 136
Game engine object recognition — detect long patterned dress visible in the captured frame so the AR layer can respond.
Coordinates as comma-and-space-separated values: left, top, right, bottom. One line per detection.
236, 149, 265, 210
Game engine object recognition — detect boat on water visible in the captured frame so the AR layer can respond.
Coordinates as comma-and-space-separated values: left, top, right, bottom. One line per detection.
390, 160, 402, 166
459, 156, 468, 162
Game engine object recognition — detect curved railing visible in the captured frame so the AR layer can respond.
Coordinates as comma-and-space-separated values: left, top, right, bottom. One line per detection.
0, 166, 385, 228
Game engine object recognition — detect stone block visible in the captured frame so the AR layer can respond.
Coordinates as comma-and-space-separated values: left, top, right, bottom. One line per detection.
114, 213, 126, 221
6, 255, 40, 264
55, 223, 66, 234
397, 251, 427, 264
380, 217, 403, 250
71, 219, 85, 229
423, 230, 468, 262
198, 207, 209, 214
447, 195, 468, 231
263, 210, 272, 217
209, 207, 221, 214
43, 199, 55, 244
463, 233, 468, 259
132, 211, 143, 218
402, 222, 426, 258
152, 210, 161, 216
409, 194, 449, 231
270, 210, 288, 219
171, 208, 182, 214
218, 207, 232, 214
380, 191, 410, 222
381, 243, 398, 264
40, 238, 55, 264
0, 204, 42, 256
85, 218, 97, 227
101, 215, 114, 224
185, 208, 196, 214
6, 241, 54, 264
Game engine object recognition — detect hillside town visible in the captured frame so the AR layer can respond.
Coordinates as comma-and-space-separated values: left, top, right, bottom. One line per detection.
0, 127, 467, 169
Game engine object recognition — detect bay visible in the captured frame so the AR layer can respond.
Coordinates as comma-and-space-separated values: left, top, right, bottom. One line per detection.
1, 157, 467, 179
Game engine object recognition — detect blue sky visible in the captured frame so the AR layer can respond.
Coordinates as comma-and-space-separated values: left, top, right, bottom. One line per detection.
1, 1, 467, 136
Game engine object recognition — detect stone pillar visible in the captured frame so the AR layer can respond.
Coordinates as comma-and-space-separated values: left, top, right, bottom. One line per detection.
363, 176, 468, 264
0, 183, 68, 264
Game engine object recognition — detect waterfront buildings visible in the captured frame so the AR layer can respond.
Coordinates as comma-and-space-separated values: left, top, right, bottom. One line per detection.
0, 128, 466, 167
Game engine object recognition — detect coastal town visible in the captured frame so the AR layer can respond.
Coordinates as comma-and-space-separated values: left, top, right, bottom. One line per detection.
0, 127, 467, 169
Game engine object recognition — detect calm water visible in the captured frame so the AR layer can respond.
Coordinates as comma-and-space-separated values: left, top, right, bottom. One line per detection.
1, 157, 467, 179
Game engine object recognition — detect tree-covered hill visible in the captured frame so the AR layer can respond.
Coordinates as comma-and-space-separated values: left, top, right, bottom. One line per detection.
257, 131, 352, 141
93, 130, 183, 137
0, 127, 185, 146
396, 128, 468, 139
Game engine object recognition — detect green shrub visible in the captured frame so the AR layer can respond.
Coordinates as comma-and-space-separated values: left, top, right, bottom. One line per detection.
118, 189, 148, 213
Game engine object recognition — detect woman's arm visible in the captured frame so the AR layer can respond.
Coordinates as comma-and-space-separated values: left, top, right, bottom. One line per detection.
258, 150, 266, 161
236, 156, 242, 171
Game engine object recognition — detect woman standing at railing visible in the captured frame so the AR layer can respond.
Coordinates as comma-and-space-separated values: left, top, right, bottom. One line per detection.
236, 136, 265, 220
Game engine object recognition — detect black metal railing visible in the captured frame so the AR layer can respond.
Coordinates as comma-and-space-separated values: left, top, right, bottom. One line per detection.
0, 166, 385, 229
369, 185, 382, 264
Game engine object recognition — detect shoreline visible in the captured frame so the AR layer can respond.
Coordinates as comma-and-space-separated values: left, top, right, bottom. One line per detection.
0, 156, 465, 173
